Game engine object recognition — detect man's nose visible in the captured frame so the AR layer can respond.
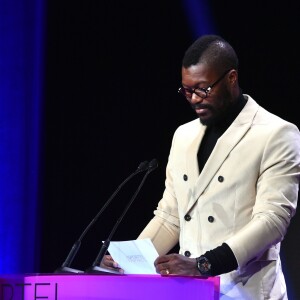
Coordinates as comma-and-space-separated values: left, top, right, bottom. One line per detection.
190, 92, 203, 104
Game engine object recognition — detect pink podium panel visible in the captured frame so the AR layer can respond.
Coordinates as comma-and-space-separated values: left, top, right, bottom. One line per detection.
0, 274, 220, 300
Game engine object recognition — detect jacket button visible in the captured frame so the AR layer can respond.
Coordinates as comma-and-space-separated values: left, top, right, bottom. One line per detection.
184, 214, 191, 221
184, 251, 191, 257
218, 176, 224, 182
183, 174, 188, 181
208, 216, 214, 222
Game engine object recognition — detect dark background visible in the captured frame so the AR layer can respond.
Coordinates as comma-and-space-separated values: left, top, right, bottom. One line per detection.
40, 0, 300, 298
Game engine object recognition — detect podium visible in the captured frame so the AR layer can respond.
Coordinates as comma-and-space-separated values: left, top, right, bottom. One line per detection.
0, 274, 220, 300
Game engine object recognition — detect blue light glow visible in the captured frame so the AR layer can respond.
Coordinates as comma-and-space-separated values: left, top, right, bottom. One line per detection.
0, 0, 45, 273
181, 0, 216, 38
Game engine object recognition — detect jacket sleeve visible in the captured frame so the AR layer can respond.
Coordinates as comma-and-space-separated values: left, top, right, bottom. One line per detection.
137, 130, 181, 255
225, 122, 300, 270
137, 215, 179, 255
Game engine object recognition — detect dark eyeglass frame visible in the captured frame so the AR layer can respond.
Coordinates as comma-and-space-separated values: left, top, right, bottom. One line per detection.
178, 69, 232, 100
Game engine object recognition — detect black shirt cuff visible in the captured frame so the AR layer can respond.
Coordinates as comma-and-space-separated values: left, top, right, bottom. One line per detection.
202, 243, 238, 276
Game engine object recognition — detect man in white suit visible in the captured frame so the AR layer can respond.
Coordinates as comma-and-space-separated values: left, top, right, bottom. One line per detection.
105, 35, 300, 299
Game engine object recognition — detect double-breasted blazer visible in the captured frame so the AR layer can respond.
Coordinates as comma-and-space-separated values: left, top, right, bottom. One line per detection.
138, 95, 300, 299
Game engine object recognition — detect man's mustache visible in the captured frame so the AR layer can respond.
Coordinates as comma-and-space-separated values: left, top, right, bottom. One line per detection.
190, 103, 212, 110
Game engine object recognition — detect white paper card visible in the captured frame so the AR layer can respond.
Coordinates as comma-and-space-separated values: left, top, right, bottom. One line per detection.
107, 238, 159, 274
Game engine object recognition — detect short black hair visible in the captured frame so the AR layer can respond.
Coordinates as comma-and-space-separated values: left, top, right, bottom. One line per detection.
182, 35, 239, 72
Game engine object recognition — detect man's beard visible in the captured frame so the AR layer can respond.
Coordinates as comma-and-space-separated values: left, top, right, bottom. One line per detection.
193, 90, 233, 127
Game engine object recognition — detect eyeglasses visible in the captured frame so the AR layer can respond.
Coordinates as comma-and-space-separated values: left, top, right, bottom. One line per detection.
178, 69, 232, 100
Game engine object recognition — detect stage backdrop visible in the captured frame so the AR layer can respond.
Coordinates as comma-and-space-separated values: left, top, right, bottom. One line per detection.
1, 0, 299, 299
40, 1, 300, 298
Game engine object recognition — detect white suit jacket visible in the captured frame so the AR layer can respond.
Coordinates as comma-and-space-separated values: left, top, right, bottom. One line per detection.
138, 95, 300, 299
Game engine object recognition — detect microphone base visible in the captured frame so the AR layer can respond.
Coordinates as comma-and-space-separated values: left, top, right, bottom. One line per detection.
54, 266, 84, 274
85, 265, 122, 275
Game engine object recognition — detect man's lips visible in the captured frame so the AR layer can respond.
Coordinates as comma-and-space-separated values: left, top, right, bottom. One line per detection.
191, 104, 211, 115
196, 108, 208, 115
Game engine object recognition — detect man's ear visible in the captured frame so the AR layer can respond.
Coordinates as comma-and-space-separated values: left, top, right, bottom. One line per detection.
229, 69, 238, 85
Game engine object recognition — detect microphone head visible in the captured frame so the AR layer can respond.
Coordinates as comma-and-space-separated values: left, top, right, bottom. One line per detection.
148, 159, 158, 171
137, 161, 149, 172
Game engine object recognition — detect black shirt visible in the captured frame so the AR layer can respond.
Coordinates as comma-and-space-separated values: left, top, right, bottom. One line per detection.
198, 92, 247, 173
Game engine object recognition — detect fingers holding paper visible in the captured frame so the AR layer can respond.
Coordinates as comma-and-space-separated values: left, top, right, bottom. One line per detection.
100, 255, 124, 274
154, 253, 199, 276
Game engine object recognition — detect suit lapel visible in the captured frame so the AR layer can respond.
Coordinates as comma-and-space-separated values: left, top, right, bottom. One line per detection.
186, 96, 260, 212
185, 121, 206, 183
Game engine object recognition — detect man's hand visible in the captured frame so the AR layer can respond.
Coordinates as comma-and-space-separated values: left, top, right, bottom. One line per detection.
154, 253, 200, 276
100, 255, 124, 274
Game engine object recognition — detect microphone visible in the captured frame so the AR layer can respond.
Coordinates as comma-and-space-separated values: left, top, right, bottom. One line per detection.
54, 160, 149, 274
86, 158, 158, 274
